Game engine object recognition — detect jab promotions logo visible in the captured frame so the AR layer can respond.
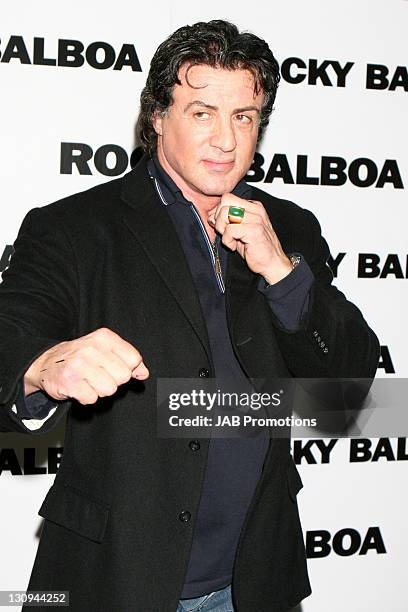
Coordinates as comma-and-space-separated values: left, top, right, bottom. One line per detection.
0, 36, 142, 71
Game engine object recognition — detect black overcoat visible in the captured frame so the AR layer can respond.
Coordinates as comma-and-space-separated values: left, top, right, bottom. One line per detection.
0, 156, 380, 611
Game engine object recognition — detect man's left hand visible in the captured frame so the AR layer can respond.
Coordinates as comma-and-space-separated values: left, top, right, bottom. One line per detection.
208, 193, 293, 286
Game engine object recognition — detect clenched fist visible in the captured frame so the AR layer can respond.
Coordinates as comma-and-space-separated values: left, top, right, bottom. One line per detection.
23, 327, 149, 405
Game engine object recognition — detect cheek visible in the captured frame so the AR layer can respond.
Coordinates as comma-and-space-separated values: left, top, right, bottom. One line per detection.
173, 127, 205, 156
237, 133, 257, 159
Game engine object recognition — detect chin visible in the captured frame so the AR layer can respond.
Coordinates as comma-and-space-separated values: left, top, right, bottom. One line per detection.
199, 177, 237, 196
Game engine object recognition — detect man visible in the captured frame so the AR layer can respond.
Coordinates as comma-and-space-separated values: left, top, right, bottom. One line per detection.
0, 20, 379, 612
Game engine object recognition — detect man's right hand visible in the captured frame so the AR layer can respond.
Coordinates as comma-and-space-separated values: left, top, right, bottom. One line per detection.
23, 327, 149, 404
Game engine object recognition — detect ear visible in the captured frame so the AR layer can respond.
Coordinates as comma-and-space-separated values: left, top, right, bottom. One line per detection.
152, 111, 163, 136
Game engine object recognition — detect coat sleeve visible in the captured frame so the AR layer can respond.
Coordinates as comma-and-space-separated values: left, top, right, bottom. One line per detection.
271, 208, 380, 379
0, 206, 77, 434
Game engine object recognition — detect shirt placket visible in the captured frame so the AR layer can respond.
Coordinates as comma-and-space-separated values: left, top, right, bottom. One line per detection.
187, 202, 225, 294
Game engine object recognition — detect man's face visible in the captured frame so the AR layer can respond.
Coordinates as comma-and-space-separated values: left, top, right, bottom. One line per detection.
153, 64, 264, 199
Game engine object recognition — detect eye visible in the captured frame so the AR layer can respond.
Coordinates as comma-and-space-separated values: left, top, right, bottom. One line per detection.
235, 114, 252, 124
194, 111, 211, 120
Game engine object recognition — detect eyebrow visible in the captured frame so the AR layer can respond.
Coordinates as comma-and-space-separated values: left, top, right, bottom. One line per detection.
183, 100, 261, 114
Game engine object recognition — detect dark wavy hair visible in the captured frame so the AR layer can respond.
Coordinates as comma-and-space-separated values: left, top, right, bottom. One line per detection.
137, 20, 280, 153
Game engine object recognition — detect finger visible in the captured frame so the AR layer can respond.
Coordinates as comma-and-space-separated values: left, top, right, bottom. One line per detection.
131, 361, 150, 380
90, 330, 149, 378
210, 202, 264, 229
208, 195, 264, 229
86, 365, 121, 397
66, 361, 121, 399
92, 351, 149, 383
218, 195, 265, 218
221, 222, 260, 249
68, 380, 100, 405
110, 338, 148, 373
81, 336, 150, 382
213, 208, 264, 236
62, 344, 131, 386
93, 347, 136, 386
88, 328, 145, 372
82, 341, 149, 384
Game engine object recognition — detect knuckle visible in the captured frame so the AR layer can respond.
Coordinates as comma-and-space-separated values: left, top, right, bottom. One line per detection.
111, 384, 119, 396
55, 386, 66, 400
60, 366, 75, 385
82, 395, 98, 405
95, 327, 113, 340
81, 344, 97, 358
130, 347, 142, 363
103, 383, 118, 397
69, 355, 85, 371
117, 370, 131, 385
131, 359, 143, 372
75, 388, 97, 404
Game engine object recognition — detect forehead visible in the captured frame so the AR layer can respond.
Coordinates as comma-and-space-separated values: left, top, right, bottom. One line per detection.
173, 63, 264, 105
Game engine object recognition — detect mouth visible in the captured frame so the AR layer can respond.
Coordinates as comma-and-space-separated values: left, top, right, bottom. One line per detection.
202, 159, 235, 172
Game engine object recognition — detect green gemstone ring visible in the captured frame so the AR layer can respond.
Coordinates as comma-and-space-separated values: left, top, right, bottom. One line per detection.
228, 205, 245, 224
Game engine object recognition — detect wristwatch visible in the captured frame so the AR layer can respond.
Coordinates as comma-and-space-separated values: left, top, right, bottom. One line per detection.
288, 254, 301, 270
263, 254, 301, 290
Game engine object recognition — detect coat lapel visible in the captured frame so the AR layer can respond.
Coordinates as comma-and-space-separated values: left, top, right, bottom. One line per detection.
120, 158, 212, 364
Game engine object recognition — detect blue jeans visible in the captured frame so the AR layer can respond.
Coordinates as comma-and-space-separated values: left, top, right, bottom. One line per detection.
176, 584, 234, 611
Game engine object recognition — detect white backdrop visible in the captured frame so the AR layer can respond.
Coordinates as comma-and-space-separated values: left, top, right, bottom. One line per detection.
1, 1, 407, 610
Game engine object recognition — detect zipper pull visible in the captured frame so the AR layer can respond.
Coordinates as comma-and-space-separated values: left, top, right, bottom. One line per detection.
215, 254, 222, 276
211, 238, 222, 276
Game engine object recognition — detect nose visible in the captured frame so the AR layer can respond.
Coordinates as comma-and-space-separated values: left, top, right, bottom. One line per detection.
209, 116, 236, 153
